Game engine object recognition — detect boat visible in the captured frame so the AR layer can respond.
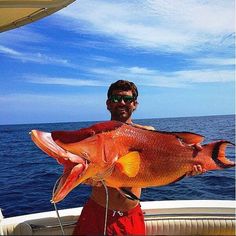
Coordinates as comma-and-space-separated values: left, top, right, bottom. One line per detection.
0, 1, 235, 235
1, 200, 235, 235
0, 0, 76, 32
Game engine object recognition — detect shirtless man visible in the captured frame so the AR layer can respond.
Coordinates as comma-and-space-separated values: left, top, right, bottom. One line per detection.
73, 80, 204, 235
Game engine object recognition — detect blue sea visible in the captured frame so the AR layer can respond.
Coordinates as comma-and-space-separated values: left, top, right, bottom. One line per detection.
0, 115, 235, 218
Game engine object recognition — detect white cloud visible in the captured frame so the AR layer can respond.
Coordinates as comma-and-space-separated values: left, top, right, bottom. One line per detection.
173, 69, 234, 83
92, 65, 234, 85
0, 45, 74, 67
128, 67, 156, 75
57, 0, 235, 53
146, 0, 234, 34
89, 55, 117, 63
25, 75, 107, 87
193, 57, 235, 66
0, 93, 101, 106
23, 63, 234, 89
0, 45, 21, 56
0, 27, 48, 45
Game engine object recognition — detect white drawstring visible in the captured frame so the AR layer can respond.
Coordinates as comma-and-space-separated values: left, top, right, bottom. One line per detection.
101, 180, 109, 236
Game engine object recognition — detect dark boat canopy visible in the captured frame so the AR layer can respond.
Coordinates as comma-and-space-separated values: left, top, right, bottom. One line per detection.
0, 0, 76, 32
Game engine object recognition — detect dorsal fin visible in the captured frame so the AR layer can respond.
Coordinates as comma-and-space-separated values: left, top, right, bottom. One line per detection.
52, 128, 95, 144
172, 132, 204, 145
52, 121, 123, 144
149, 129, 204, 145
91, 120, 123, 133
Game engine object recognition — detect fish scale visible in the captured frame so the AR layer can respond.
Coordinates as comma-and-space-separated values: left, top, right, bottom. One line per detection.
99, 124, 230, 188
31, 121, 235, 203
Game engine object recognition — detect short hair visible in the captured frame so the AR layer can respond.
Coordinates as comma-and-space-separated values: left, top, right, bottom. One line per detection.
107, 80, 138, 99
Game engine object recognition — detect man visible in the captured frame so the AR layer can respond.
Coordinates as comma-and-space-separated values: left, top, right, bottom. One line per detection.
73, 80, 204, 235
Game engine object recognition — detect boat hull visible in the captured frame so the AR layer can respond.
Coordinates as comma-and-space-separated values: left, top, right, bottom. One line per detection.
0, 200, 235, 235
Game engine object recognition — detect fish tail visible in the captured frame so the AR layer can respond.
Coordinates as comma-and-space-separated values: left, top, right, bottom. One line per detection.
202, 141, 235, 170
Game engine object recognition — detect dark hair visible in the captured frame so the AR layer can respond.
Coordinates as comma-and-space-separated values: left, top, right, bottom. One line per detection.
107, 80, 138, 99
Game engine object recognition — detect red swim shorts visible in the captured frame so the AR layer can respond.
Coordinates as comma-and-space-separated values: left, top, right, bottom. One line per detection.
73, 198, 145, 235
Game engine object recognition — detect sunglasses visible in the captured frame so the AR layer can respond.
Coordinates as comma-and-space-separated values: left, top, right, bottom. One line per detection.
109, 94, 135, 103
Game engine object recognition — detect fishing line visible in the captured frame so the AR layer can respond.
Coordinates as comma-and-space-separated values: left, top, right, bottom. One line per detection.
51, 174, 109, 236
53, 202, 65, 236
101, 180, 109, 236
52, 174, 66, 236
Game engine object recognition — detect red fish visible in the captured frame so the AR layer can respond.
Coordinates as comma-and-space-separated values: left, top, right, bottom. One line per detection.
31, 121, 235, 203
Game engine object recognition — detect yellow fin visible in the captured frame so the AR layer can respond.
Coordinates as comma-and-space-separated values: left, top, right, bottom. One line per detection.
116, 151, 140, 177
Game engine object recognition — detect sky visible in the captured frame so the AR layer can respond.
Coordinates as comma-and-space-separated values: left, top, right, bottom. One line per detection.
0, 0, 235, 125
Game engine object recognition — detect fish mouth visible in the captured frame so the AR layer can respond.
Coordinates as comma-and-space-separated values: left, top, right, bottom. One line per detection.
31, 130, 89, 202
52, 162, 87, 203
31, 130, 87, 164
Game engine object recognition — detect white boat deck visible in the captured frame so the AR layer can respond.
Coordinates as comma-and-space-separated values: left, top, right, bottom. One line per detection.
1, 200, 235, 235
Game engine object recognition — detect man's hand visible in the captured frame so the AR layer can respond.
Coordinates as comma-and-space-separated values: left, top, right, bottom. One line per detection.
194, 143, 203, 151
186, 164, 206, 177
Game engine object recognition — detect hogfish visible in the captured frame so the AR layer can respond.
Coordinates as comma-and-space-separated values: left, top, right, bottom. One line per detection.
31, 121, 235, 203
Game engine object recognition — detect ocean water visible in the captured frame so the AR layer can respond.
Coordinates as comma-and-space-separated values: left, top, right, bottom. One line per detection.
0, 115, 235, 218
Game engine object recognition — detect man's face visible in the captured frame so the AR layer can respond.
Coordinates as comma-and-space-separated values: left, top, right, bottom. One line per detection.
106, 90, 138, 123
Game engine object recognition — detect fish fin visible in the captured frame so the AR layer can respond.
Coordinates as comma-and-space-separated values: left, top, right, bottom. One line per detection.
115, 151, 140, 177
208, 141, 235, 169
116, 187, 140, 201
52, 121, 123, 144
52, 129, 95, 144
172, 132, 204, 145
91, 120, 123, 133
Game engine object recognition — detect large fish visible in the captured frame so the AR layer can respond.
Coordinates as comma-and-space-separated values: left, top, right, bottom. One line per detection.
31, 121, 235, 203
